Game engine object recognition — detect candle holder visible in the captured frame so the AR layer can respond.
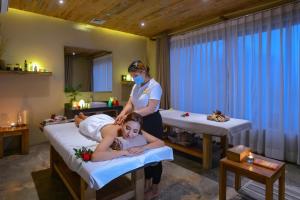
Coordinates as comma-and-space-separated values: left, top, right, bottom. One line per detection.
247, 152, 254, 164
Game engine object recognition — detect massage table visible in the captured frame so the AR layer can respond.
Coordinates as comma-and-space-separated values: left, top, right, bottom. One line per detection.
160, 109, 251, 169
44, 122, 173, 200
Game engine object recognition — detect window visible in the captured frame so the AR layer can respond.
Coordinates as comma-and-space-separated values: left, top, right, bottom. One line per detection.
92, 54, 112, 92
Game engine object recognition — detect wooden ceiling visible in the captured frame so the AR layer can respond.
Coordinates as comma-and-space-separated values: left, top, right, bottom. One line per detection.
9, 0, 293, 37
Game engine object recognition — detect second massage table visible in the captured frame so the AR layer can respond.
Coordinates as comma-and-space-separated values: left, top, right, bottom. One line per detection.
160, 109, 251, 169
44, 122, 173, 200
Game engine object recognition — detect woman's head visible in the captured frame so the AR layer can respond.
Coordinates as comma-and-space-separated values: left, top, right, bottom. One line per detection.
128, 60, 150, 85
121, 112, 143, 139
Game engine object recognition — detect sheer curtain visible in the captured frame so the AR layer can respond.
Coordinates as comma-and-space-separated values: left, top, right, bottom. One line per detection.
170, 2, 300, 164
170, 24, 227, 114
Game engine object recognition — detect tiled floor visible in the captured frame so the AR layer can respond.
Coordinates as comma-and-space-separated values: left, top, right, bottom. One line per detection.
1, 142, 300, 200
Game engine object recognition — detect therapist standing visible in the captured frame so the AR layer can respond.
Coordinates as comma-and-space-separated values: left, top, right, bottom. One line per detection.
116, 60, 163, 199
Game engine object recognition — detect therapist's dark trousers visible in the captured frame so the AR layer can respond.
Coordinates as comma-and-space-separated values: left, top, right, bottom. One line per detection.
142, 111, 163, 185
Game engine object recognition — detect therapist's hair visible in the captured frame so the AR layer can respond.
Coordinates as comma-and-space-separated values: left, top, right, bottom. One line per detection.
123, 112, 143, 134
128, 60, 150, 77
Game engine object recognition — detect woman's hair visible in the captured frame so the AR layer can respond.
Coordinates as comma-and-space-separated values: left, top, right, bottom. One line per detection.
123, 112, 143, 134
128, 60, 150, 77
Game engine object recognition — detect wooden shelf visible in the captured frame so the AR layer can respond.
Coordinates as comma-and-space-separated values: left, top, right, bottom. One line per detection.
121, 80, 134, 85
163, 138, 203, 159
0, 70, 52, 76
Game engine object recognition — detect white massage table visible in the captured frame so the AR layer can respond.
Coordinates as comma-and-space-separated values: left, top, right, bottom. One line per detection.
44, 122, 173, 200
160, 109, 251, 169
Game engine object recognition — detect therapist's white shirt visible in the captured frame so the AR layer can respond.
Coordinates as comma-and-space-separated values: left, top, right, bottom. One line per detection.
130, 78, 162, 112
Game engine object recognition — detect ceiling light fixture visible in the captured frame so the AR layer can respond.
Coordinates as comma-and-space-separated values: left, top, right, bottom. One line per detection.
90, 18, 106, 25
59, 0, 64, 4
140, 22, 145, 27
72, 52, 76, 56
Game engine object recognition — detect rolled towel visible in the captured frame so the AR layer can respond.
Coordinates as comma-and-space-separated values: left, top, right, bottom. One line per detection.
110, 135, 147, 150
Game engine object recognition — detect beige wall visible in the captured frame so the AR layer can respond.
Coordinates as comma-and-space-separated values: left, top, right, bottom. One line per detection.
0, 9, 148, 145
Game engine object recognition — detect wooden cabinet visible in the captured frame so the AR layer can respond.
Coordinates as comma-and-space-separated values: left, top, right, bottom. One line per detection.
0, 126, 29, 158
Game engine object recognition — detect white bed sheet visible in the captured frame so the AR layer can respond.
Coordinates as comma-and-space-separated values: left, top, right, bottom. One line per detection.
160, 109, 251, 138
44, 122, 173, 190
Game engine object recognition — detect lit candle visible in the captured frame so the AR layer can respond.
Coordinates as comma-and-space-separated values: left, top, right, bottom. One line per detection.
72, 101, 78, 108
126, 74, 132, 81
79, 99, 85, 109
247, 152, 254, 164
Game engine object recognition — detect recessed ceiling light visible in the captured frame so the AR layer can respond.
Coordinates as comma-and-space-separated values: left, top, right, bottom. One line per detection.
59, 0, 64, 4
140, 22, 145, 27
90, 18, 106, 25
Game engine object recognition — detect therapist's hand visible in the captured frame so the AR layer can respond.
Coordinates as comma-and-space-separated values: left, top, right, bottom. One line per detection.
115, 113, 127, 125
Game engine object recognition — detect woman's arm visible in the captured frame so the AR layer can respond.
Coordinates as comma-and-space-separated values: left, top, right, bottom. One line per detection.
91, 125, 134, 161
128, 130, 164, 154
134, 99, 159, 117
91, 135, 130, 161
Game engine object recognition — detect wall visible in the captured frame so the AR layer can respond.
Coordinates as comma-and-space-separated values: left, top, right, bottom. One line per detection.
0, 9, 148, 146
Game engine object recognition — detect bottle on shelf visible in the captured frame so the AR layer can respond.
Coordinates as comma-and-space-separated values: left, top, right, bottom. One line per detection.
24, 60, 28, 71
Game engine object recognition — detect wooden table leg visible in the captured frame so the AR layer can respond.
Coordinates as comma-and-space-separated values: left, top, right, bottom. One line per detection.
220, 135, 228, 158
219, 162, 226, 200
234, 173, 241, 191
278, 166, 285, 200
266, 179, 273, 200
80, 178, 88, 200
0, 134, 3, 158
203, 134, 212, 169
132, 168, 144, 200
21, 129, 29, 154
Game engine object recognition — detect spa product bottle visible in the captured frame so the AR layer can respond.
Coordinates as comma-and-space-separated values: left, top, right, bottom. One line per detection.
24, 60, 28, 71
17, 112, 23, 125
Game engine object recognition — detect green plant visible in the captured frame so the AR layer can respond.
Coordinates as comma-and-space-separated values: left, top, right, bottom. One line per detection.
64, 84, 82, 103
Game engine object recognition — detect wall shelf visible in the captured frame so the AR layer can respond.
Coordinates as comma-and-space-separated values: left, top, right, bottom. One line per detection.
0, 70, 52, 76
121, 80, 134, 85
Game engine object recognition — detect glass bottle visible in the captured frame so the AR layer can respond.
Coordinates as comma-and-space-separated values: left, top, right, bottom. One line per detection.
24, 60, 28, 71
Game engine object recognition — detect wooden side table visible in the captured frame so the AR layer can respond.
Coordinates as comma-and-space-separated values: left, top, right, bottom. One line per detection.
0, 126, 29, 158
219, 154, 285, 200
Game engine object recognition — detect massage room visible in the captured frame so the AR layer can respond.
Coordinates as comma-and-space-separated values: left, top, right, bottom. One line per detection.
0, 0, 299, 200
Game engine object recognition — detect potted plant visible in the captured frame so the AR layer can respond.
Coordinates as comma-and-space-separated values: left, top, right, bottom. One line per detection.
64, 84, 82, 109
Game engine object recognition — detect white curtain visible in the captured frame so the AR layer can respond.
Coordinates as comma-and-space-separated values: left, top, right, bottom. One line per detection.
170, 2, 300, 164
170, 24, 228, 114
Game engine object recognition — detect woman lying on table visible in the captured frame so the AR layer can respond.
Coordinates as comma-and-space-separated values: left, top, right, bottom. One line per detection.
75, 112, 165, 161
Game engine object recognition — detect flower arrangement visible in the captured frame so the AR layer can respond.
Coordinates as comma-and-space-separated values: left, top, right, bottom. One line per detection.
73, 147, 93, 162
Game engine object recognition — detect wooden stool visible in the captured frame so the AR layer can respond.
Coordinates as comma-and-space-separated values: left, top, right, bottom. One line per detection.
0, 126, 29, 158
219, 154, 285, 200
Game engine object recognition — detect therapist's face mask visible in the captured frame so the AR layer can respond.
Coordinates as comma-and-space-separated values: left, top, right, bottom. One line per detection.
133, 75, 144, 86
